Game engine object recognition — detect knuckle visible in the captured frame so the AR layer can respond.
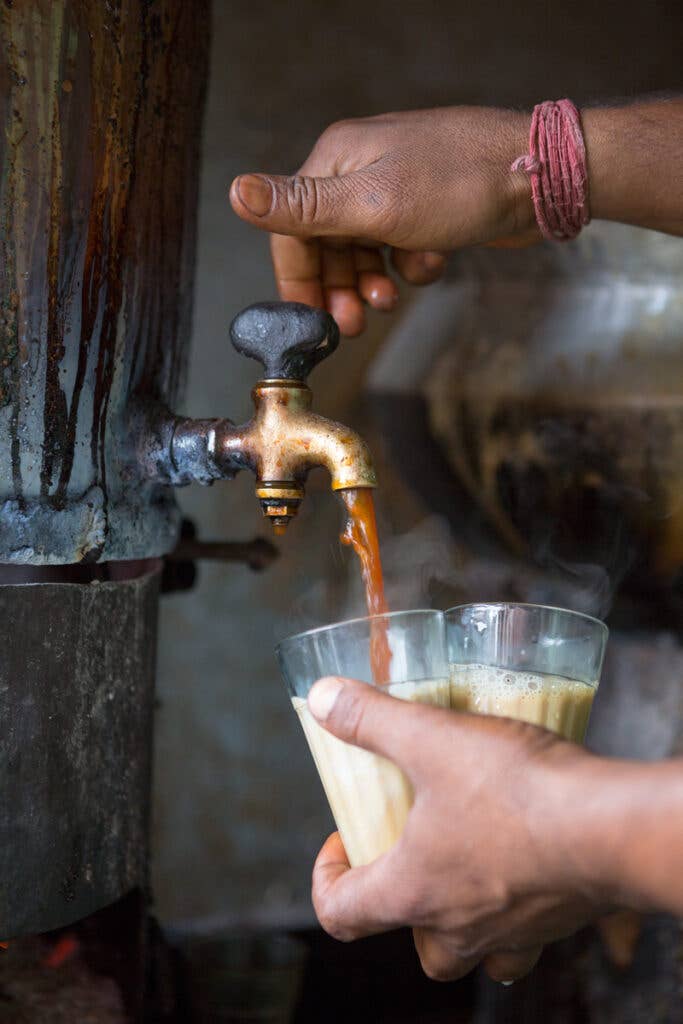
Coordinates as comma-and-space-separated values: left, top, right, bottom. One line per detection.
454, 929, 488, 961
313, 119, 359, 166
322, 117, 360, 144
456, 938, 482, 961
285, 175, 321, 225
399, 881, 433, 926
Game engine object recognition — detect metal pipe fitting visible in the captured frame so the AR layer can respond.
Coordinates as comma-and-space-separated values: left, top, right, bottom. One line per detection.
152, 378, 376, 533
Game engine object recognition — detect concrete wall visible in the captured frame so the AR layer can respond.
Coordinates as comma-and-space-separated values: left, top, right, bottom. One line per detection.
151, 0, 682, 928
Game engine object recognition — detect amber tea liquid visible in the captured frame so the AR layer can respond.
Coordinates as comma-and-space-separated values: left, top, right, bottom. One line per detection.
339, 487, 392, 683
449, 663, 596, 742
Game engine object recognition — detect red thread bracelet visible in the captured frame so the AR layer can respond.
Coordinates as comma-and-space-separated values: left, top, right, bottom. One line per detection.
511, 99, 591, 241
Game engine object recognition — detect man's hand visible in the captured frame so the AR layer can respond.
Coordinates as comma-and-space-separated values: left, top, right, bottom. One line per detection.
305, 674, 683, 984
229, 98, 683, 337
306, 675, 604, 983
229, 107, 536, 336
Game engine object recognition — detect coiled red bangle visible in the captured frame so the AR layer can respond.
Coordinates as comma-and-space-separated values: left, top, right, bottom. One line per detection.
511, 99, 591, 241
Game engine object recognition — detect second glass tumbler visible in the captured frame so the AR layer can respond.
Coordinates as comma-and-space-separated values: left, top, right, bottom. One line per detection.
445, 603, 608, 743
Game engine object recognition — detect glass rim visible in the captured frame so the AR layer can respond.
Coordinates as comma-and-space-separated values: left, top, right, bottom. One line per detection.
276, 608, 440, 653
444, 601, 608, 637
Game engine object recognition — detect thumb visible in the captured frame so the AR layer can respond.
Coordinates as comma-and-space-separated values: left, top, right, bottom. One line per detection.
230, 172, 380, 239
307, 676, 442, 780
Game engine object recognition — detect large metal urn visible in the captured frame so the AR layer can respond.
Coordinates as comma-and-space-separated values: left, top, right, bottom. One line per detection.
0, 1, 376, 948
0, 0, 210, 940
0, 0, 210, 565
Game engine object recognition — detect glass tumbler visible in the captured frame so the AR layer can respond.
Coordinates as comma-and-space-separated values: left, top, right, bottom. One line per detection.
277, 610, 449, 866
445, 603, 608, 742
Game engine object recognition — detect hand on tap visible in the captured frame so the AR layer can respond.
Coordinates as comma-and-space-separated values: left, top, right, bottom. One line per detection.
230, 97, 683, 337
230, 107, 536, 337
305, 676, 683, 984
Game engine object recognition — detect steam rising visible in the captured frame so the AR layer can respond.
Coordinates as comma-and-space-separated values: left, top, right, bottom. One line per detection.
282, 510, 626, 643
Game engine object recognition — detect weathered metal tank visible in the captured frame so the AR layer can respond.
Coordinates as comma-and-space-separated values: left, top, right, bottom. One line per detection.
0, 0, 211, 941
0, 0, 211, 565
0, 1, 376, 947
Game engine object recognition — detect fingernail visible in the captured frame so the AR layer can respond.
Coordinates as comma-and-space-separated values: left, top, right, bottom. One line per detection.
419, 252, 444, 270
501, 980, 515, 987
308, 677, 344, 722
370, 286, 398, 311
236, 174, 273, 217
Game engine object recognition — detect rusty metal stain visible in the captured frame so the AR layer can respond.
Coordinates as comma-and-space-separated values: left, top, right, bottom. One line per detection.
0, 0, 209, 562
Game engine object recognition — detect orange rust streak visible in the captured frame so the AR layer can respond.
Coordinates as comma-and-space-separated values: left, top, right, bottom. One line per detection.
43, 933, 79, 969
340, 487, 391, 684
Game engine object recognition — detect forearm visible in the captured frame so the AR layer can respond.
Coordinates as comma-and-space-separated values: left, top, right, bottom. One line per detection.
555, 751, 683, 916
583, 97, 683, 236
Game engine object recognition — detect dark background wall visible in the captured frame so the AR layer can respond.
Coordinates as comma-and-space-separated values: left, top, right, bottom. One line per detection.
151, 0, 682, 929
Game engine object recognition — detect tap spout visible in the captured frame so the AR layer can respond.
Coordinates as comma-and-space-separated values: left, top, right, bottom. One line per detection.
144, 379, 376, 533
222, 379, 377, 531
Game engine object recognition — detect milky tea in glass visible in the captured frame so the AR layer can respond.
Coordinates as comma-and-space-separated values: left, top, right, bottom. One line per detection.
445, 604, 608, 743
277, 611, 449, 867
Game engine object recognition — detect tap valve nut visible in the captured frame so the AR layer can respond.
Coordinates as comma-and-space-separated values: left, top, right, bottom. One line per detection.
256, 480, 305, 534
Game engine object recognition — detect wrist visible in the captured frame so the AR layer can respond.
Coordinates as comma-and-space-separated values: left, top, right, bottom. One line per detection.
529, 745, 629, 911
501, 111, 537, 236
581, 106, 621, 223
540, 749, 683, 916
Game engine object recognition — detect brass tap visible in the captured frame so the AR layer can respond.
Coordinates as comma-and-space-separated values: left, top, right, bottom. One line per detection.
163, 303, 377, 533
221, 377, 376, 532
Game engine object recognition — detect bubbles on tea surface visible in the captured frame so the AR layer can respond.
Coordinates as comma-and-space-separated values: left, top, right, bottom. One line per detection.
448, 663, 596, 743
450, 663, 592, 705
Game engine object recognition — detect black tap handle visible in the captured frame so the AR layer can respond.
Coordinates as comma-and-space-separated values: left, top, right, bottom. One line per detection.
229, 302, 340, 381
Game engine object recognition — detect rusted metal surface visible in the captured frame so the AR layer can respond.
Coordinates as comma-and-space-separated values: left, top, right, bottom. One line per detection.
160, 518, 279, 592
168, 536, 279, 572
167, 536, 278, 577
0, 0, 209, 563
0, 564, 160, 939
